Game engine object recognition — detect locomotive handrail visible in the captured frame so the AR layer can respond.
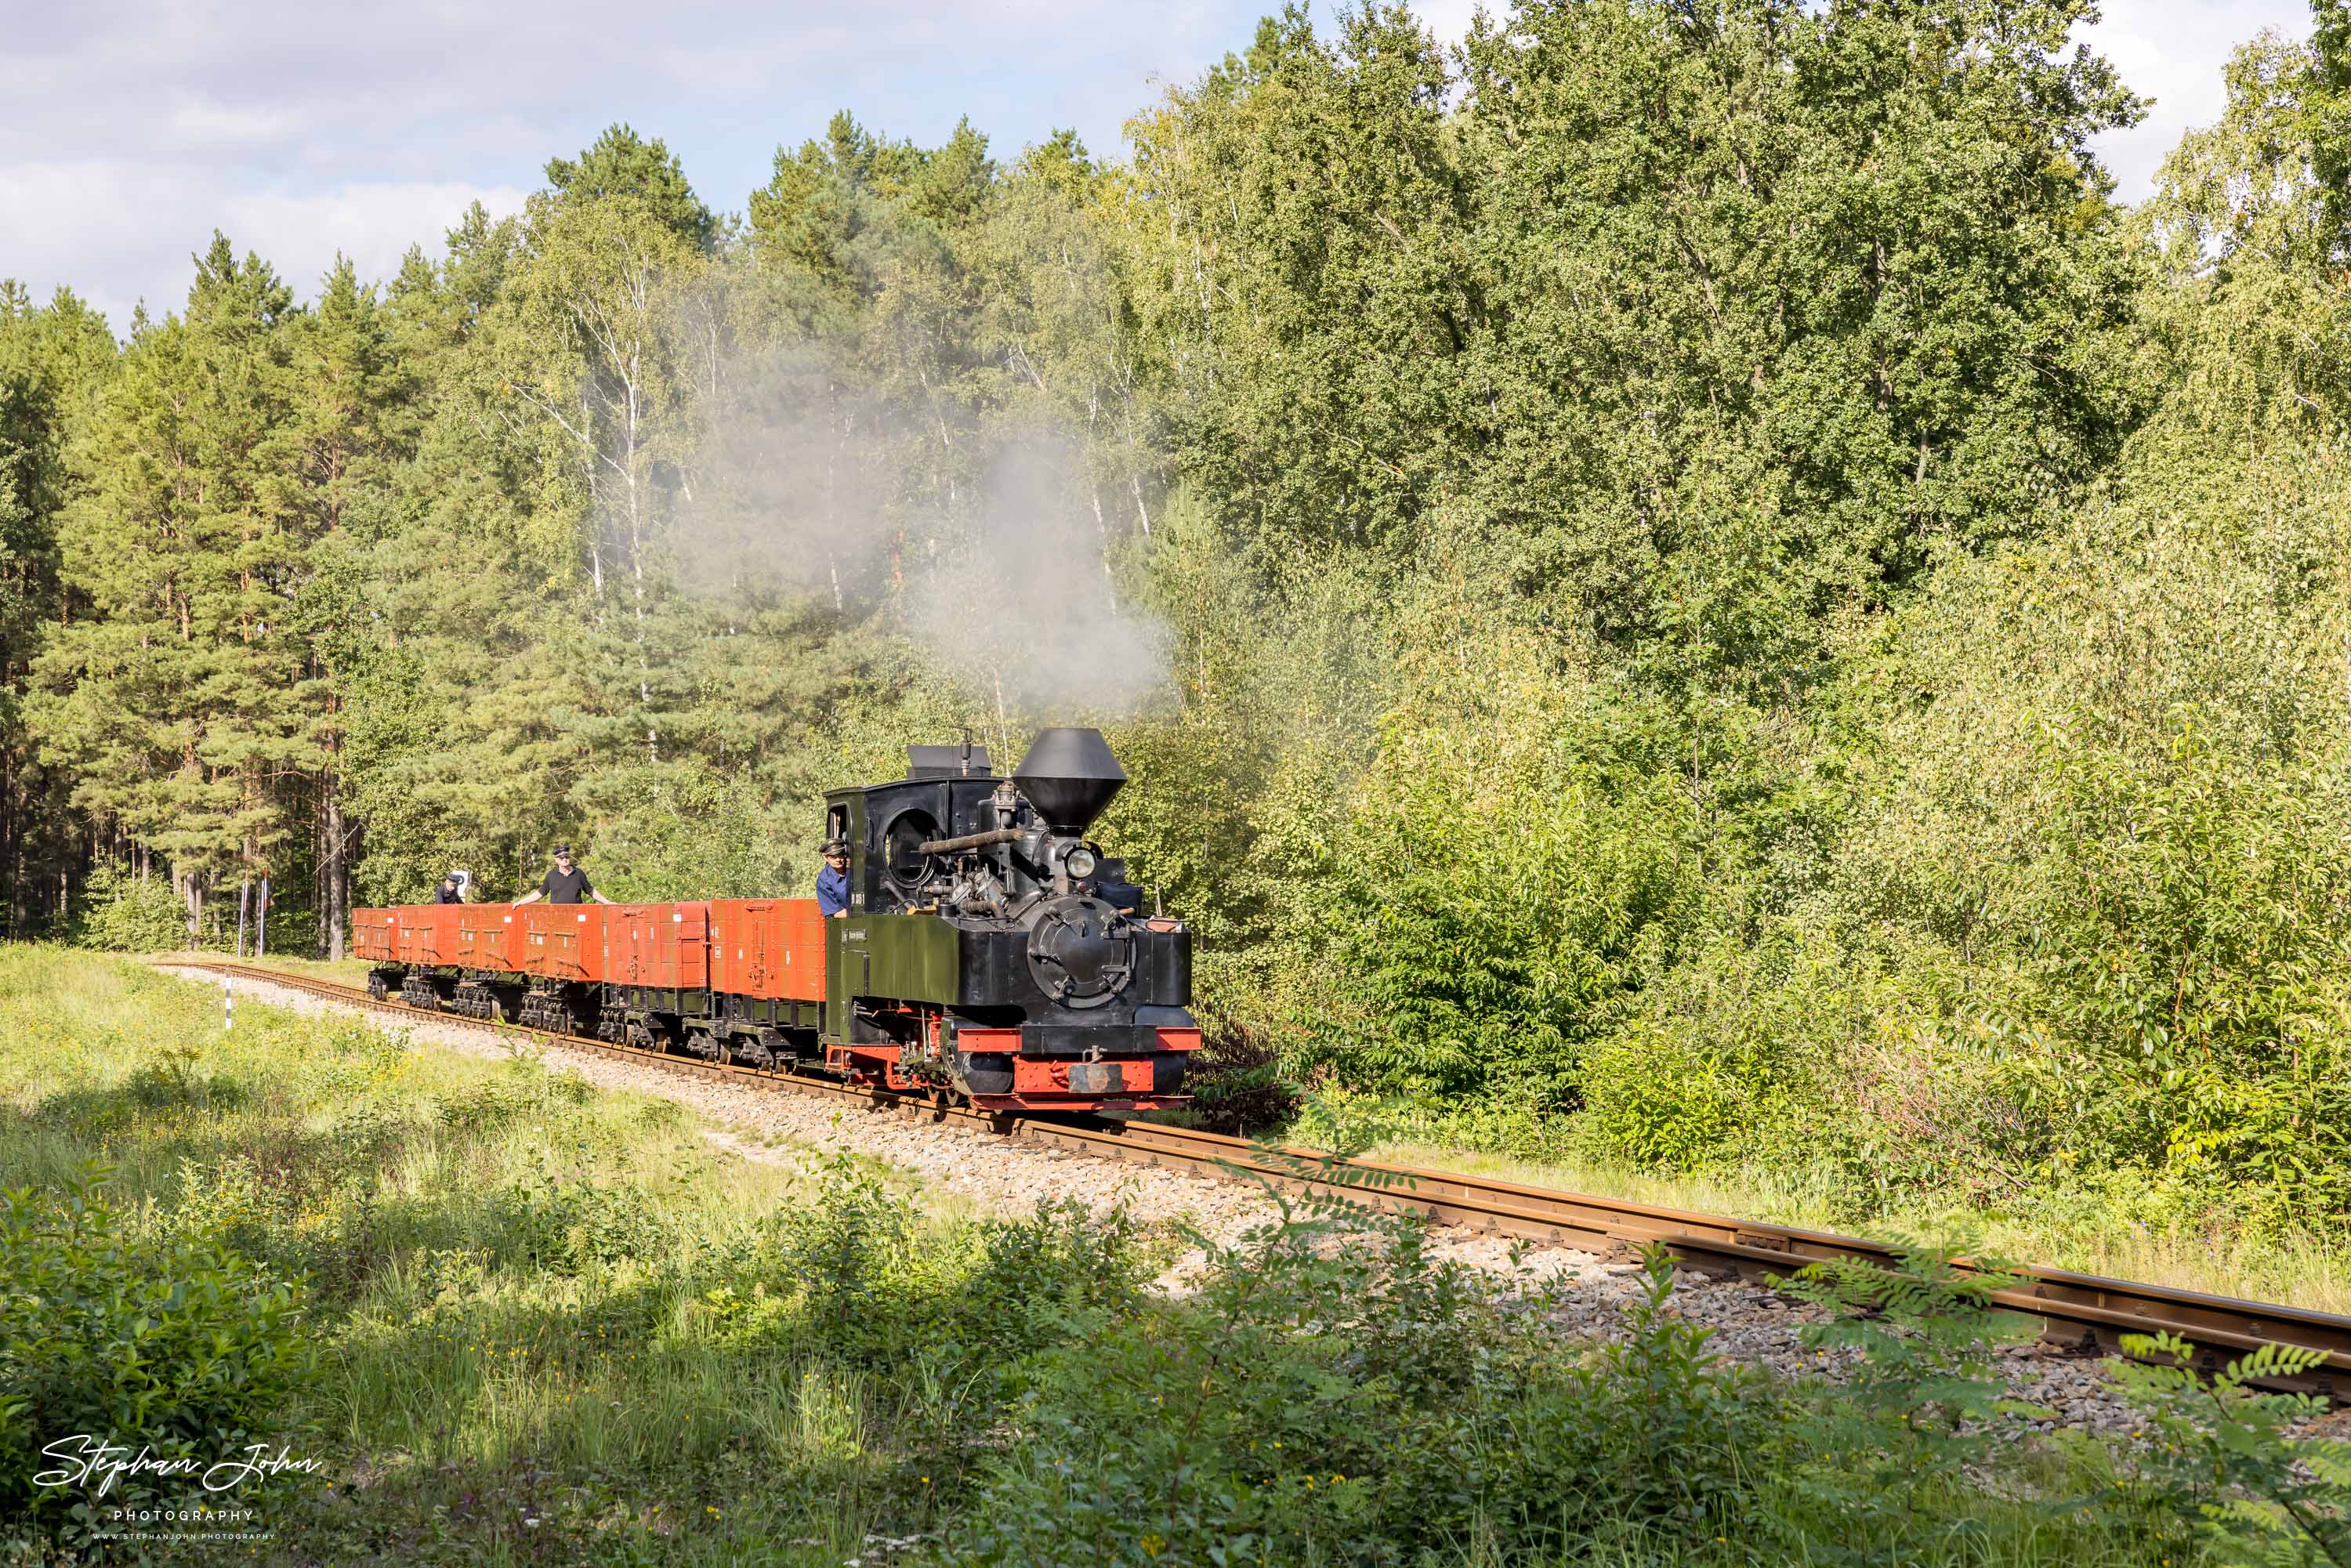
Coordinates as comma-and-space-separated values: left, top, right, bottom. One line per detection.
918, 827, 1025, 854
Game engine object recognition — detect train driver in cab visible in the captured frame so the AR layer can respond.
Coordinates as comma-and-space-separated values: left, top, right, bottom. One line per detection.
817, 839, 852, 918
513, 844, 613, 907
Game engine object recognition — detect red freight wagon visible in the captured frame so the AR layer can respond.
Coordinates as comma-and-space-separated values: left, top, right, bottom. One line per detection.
708, 898, 826, 1002
394, 905, 458, 969
455, 906, 516, 971
607, 902, 710, 990
353, 907, 400, 963
519, 904, 607, 982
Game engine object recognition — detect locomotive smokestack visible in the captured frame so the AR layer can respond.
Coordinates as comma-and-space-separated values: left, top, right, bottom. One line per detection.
1012, 727, 1126, 833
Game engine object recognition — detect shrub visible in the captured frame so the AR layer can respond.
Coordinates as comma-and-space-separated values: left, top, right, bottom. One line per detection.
1175, 1018, 1298, 1135
71, 861, 187, 953
693, 1157, 1152, 1378
2108, 1330, 2351, 1564
1578, 1023, 1755, 1172
0, 1165, 319, 1541
941, 1163, 1784, 1565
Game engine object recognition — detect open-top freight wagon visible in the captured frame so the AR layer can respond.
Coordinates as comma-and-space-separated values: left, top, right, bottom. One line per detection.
353, 729, 1201, 1114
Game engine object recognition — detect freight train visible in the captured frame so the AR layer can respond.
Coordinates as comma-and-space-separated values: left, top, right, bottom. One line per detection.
354, 730, 1199, 1113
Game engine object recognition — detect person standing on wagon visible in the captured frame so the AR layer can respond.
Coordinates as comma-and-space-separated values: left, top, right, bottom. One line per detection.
513, 845, 614, 906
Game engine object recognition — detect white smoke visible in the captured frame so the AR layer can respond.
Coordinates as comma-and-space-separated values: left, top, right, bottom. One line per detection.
902, 439, 1173, 722
678, 339, 1174, 722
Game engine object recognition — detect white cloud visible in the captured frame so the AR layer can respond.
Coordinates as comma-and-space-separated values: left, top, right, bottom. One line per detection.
161, 92, 299, 152
2080, 0, 2312, 199
1411, 0, 1493, 44
223, 182, 532, 295
0, 158, 523, 331
0, 1, 1269, 328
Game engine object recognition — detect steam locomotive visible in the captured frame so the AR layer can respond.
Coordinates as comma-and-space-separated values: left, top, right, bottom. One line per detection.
353, 729, 1200, 1113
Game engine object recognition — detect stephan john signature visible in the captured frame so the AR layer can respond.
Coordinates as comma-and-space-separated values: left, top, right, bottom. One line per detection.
33, 1435, 324, 1498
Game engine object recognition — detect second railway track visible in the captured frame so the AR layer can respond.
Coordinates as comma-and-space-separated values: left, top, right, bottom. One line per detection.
165, 954, 2351, 1401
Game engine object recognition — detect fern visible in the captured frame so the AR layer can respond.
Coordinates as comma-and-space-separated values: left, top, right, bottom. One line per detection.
2110, 1329, 2351, 1566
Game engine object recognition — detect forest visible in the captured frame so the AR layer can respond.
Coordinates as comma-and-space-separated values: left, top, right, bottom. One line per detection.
7, 0, 2351, 1229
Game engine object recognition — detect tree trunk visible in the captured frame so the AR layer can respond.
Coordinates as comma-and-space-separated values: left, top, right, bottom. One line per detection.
182, 869, 205, 949
324, 784, 346, 961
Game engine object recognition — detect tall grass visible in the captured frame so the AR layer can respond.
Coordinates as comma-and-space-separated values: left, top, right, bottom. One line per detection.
0, 947, 994, 1563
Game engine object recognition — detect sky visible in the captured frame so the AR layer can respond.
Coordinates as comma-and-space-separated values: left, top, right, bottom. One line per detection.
0, 0, 2314, 334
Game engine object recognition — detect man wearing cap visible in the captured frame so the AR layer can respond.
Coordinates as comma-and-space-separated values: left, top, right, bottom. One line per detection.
513, 845, 613, 907
436, 873, 465, 905
817, 840, 852, 918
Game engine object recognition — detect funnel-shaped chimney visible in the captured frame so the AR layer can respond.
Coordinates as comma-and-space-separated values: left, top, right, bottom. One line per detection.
1013, 727, 1126, 833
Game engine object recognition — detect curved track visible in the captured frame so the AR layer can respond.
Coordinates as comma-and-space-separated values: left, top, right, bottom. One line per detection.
163, 956, 2351, 1400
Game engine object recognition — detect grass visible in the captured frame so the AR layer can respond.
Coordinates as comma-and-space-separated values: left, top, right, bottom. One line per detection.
194, 944, 2351, 1310
0, 945, 985, 1564
2, 943, 2336, 1565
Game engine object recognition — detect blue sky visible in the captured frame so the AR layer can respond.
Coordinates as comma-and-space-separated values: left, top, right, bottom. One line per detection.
0, 0, 2309, 332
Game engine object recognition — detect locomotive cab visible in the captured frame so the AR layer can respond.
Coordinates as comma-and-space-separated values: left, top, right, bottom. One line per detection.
820, 729, 1201, 1111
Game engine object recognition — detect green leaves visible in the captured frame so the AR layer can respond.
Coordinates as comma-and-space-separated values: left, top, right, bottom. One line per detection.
0, 1164, 320, 1539
2109, 1328, 2351, 1566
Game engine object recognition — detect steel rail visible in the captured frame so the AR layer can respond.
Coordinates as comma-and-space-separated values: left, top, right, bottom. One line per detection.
158, 956, 2351, 1400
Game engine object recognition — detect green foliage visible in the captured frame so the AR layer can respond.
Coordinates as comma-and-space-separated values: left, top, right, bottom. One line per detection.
0, 947, 2266, 1563
71, 860, 187, 952
2110, 1330, 2351, 1566
694, 1155, 1150, 1379
542, 122, 718, 251
22, 0, 2351, 1247
945, 1167, 1758, 1563
0, 1164, 317, 1539
1784, 1239, 2045, 1503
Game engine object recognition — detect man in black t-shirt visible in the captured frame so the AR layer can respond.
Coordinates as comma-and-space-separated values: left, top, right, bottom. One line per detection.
512, 845, 613, 907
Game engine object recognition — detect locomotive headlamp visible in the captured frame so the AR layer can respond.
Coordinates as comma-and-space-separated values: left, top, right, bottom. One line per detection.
1063, 846, 1098, 879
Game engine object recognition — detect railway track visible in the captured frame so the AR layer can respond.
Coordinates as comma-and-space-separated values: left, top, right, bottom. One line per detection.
162, 954, 2351, 1400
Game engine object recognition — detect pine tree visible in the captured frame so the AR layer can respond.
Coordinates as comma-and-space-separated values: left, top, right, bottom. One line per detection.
30, 236, 317, 943
544, 124, 719, 252
288, 258, 409, 955
0, 283, 116, 934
